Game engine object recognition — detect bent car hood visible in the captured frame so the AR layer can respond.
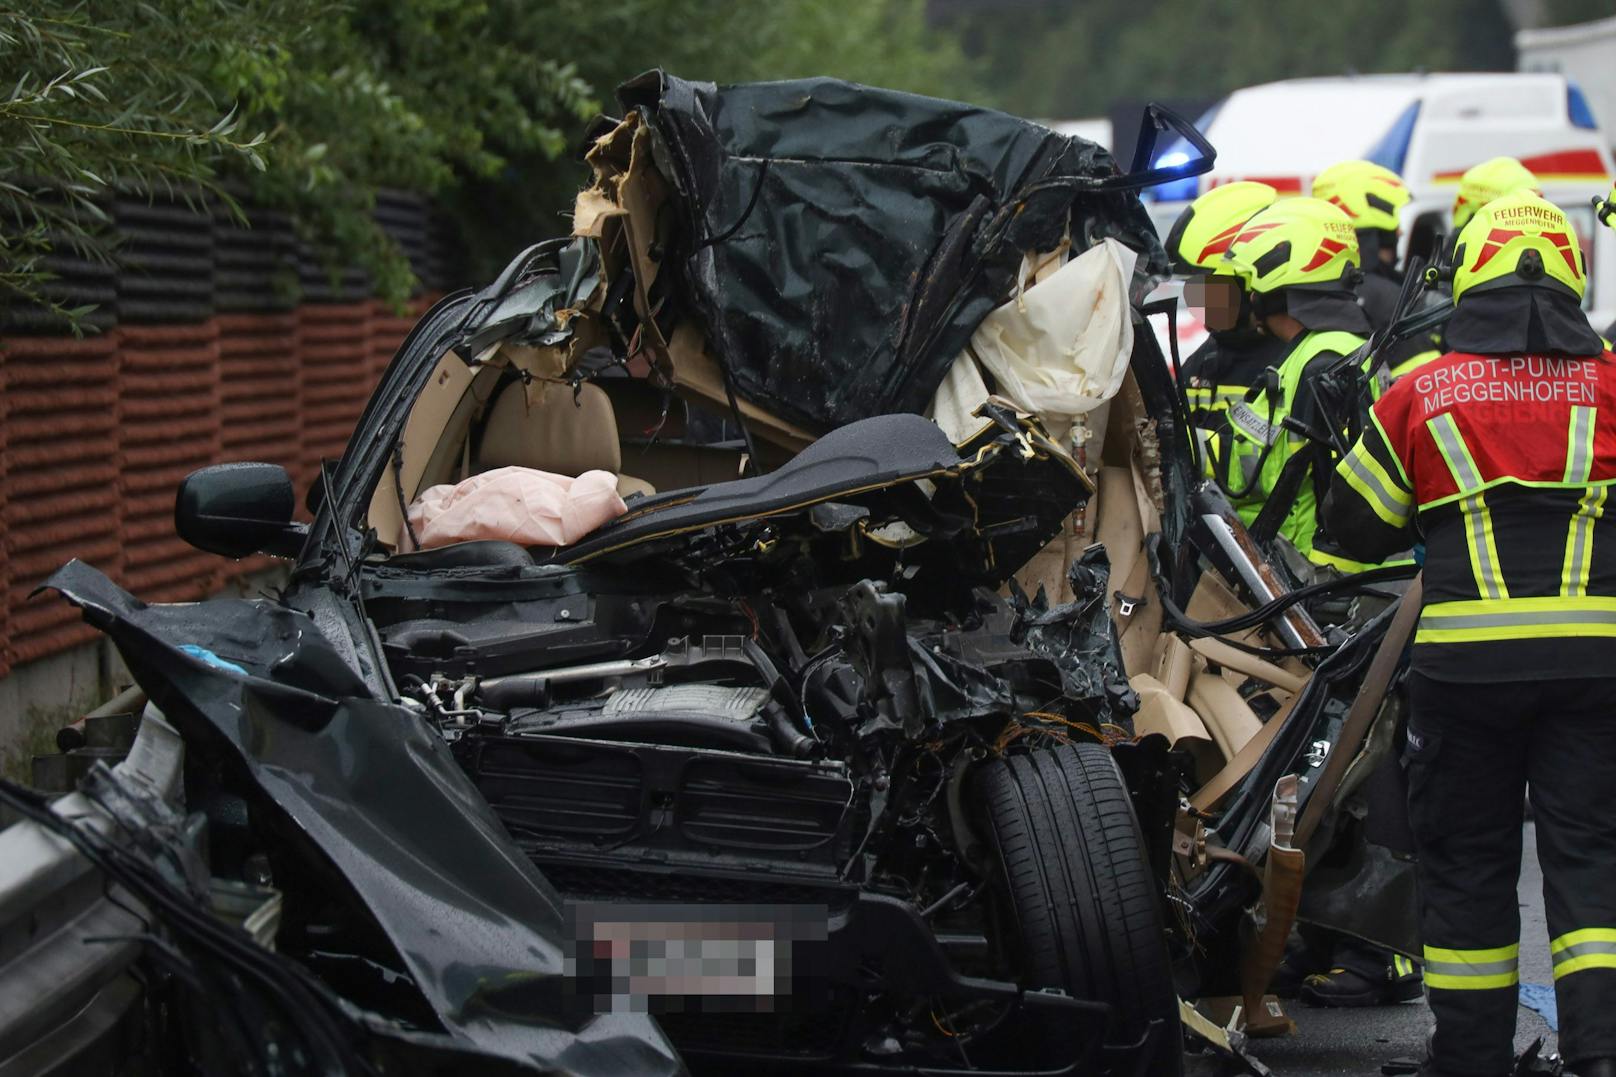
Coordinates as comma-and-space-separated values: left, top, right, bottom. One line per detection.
40, 559, 683, 1077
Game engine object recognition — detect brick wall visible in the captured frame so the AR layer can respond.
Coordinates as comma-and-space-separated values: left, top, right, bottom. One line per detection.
0, 191, 452, 676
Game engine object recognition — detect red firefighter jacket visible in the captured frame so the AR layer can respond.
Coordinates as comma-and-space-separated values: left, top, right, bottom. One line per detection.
1324, 349, 1616, 682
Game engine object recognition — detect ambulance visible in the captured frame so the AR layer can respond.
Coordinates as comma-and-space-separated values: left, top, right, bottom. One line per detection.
1146, 72, 1616, 352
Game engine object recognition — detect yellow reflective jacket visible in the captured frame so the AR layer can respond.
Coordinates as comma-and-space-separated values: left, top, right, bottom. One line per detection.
1209, 329, 1372, 568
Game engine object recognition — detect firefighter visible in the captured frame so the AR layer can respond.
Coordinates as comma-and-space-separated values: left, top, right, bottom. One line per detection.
1311, 159, 1413, 331
1322, 191, 1616, 1077
1233, 162, 1427, 1006
1451, 155, 1540, 232
1208, 196, 1373, 570
1164, 181, 1288, 426
1314, 158, 1454, 381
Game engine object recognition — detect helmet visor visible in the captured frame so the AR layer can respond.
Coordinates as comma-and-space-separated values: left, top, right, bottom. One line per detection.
1184, 274, 1245, 332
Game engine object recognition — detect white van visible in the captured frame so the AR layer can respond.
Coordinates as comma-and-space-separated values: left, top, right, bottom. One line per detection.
1147, 72, 1616, 335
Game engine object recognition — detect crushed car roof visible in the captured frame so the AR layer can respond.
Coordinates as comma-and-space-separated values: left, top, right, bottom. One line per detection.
580, 70, 1169, 433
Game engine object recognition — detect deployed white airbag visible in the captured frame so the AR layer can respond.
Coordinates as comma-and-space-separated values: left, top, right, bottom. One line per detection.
930, 237, 1136, 443
408, 466, 626, 549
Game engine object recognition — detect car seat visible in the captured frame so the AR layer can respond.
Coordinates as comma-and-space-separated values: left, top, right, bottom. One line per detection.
476, 380, 655, 499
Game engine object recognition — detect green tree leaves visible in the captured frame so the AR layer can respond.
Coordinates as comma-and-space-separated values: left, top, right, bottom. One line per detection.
0, 4, 267, 322
1, 0, 968, 321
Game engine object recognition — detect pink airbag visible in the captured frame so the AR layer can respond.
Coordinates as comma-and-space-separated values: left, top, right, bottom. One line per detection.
408, 467, 627, 549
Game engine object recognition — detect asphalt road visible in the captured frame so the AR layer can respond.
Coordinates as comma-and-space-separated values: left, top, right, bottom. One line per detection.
1248, 822, 1557, 1076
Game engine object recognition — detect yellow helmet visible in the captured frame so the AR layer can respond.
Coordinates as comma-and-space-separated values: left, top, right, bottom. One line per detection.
1311, 160, 1411, 233
1451, 156, 1540, 231
1451, 190, 1585, 303
1165, 182, 1278, 273
1223, 197, 1361, 295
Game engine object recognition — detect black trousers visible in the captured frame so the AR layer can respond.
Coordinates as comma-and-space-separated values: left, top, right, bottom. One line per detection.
1408, 673, 1616, 1073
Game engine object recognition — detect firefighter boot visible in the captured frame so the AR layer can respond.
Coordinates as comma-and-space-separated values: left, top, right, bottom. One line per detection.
1302, 948, 1422, 1007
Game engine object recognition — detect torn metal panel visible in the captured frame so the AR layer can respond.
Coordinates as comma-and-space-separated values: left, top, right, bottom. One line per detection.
839, 579, 1017, 738
0, 710, 182, 1075
1296, 717, 1421, 956
40, 560, 683, 1077
446, 238, 603, 361
1012, 546, 1138, 726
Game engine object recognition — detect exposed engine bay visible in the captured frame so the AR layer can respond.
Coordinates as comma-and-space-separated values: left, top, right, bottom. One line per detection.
388, 568, 1125, 888
361, 411, 1169, 1066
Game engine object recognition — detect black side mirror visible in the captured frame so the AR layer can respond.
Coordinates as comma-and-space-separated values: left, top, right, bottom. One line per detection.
175, 463, 307, 559
1099, 102, 1216, 192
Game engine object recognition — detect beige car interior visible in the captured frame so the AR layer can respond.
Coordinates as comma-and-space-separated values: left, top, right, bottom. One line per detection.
365, 342, 798, 552
363, 344, 639, 551
366, 108, 831, 551
476, 380, 656, 501
1016, 366, 1322, 904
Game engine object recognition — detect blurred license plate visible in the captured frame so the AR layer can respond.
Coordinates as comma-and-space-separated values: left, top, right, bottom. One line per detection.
566, 901, 827, 1014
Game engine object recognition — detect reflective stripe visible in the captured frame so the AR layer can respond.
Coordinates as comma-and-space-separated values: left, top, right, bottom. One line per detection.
1563, 486, 1608, 597
1369, 408, 1413, 490
1189, 385, 1257, 416
1561, 406, 1603, 598
1428, 413, 1482, 490
1427, 414, 1508, 600
1392, 954, 1416, 977
1563, 405, 1597, 483
1390, 349, 1441, 380
1553, 943, 1616, 978
1229, 401, 1278, 445
1464, 493, 1509, 600
1417, 596, 1616, 643
1422, 943, 1519, 991
1306, 546, 1386, 573
1552, 928, 1616, 979
1419, 474, 1616, 509
1340, 440, 1413, 527
1425, 967, 1520, 990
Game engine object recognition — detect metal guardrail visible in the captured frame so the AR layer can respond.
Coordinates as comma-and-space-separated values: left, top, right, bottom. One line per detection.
0, 704, 182, 1076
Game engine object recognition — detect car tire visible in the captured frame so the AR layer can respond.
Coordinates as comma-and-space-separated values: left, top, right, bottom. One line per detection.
972, 741, 1182, 1072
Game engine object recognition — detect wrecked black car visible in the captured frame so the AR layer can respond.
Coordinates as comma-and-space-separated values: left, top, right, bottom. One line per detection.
0, 73, 1420, 1077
